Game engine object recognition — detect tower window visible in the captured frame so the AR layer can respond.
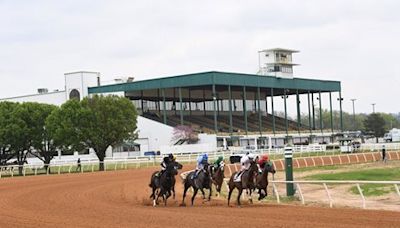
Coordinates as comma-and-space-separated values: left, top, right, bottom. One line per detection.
69, 89, 81, 100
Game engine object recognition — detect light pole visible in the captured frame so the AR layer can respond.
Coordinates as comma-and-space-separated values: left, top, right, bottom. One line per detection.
350, 99, 357, 130
371, 103, 376, 113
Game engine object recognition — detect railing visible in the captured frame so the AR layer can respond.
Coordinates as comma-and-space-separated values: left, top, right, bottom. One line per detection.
220, 178, 400, 209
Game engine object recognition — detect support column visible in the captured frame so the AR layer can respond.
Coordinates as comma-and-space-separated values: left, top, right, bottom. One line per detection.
162, 88, 167, 124
179, 87, 183, 125
140, 90, 144, 115
296, 90, 301, 134
243, 86, 248, 135
271, 88, 276, 135
284, 89, 288, 136
188, 88, 192, 116
203, 89, 206, 116
173, 88, 177, 116
257, 87, 262, 135
307, 91, 312, 135
228, 85, 233, 134
329, 92, 334, 133
265, 90, 268, 115
311, 93, 315, 130
319, 91, 323, 134
157, 89, 161, 115
213, 84, 218, 133
339, 91, 344, 132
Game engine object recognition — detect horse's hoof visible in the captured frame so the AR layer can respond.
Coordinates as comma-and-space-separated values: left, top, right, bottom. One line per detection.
179, 203, 186, 207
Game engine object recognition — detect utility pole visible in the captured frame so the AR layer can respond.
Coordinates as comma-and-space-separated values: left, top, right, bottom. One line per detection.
371, 103, 376, 113
351, 99, 357, 130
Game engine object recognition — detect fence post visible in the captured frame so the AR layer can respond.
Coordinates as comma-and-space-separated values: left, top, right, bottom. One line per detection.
272, 183, 280, 204
323, 183, 333, 208
296, 183, 305, 205
35, 167, 38, 175
356, 184, 366, 209
394, 184, 400, 199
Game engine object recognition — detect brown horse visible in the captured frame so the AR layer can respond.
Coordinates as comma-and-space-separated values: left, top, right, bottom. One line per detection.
227, 160, 258, 206
256, 161, 276, 200
210, 164, 225, 197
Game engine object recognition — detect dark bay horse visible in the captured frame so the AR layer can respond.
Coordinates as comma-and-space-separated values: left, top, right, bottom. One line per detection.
256, 161, 276, 200
227, 160, 258, 206
181, 164, 212, 206
210, 164, 225, 197
149, 161, 182, 206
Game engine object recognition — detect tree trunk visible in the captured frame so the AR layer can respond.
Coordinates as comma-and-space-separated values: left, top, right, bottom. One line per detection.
18, 163, 23, 176
44, 156, 52, 174
376, 137, 379, 143
97, 150, 106, 171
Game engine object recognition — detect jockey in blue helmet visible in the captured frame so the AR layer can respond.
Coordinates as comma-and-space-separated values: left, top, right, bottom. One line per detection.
193, 153, 209, 179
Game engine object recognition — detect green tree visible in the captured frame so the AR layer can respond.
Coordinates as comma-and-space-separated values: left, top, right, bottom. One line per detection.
364, 113, 386, 143
47, 95, 138, 171
0, 102, 19, 165
21, 103, 58, 172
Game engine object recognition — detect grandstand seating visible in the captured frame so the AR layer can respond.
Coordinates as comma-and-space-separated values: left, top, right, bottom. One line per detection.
142, 111, 307, 133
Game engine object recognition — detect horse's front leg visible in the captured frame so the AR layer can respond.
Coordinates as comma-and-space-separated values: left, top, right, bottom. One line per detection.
200, 188, 206, 200
248, 188, 253, 204
208, 186, 212, 201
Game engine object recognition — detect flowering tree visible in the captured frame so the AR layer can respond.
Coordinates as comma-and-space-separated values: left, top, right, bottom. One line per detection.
172, 125, 199, 144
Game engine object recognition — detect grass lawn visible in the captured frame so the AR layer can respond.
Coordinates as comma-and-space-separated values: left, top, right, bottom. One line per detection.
305, 167, 400, 196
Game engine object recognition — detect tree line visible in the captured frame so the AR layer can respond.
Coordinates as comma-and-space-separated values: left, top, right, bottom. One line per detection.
0, 95, 138, 175
272, 109, 400, 132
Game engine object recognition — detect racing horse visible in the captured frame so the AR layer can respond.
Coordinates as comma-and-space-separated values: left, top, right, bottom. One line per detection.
227, 160, 258, 206
255, 161, 276, 200
181, 164, 212, 206
209, 163, 225, 197
149, 161, 183, 206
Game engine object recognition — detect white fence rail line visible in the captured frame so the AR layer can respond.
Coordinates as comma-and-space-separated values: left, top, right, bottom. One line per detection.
269, 180, 400, 209
221, 178, 400, 209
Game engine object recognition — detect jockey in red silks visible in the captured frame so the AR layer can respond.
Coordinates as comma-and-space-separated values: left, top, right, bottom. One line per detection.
257, 154, 270, 173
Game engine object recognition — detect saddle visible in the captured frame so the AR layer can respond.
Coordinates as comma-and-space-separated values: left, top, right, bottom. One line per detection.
234, 171, 243, 182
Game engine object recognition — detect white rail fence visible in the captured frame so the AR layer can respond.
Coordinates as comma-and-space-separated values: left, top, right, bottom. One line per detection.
221, 179, 400, 209
0, 144, 399, 178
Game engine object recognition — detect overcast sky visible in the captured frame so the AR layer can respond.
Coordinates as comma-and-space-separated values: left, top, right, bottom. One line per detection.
0, 0, 399, 114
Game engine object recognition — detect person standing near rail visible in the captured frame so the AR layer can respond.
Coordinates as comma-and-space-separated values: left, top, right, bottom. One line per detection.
382, 145, 387, 163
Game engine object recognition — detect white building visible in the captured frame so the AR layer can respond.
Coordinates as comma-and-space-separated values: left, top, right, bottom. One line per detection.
0, 71, 189, 157
257, 48, 299, 79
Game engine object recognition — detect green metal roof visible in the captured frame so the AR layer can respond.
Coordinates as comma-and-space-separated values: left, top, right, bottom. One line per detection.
88, 71, 340, 94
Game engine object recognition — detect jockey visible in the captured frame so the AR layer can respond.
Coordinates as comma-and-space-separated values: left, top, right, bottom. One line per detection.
157, 153, 175, 176
257, 154, 270, 173
213, 156, 225, 168
234, 152, 254, 181
193, 153, 208, 179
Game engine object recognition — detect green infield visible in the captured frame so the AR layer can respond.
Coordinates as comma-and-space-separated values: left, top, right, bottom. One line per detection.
305, 167, 400, 196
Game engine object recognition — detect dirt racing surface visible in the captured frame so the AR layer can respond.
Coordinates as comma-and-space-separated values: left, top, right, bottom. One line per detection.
0, 167, 399, 228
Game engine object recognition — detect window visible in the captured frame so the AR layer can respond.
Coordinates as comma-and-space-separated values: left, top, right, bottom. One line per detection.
69, 89, 80, 100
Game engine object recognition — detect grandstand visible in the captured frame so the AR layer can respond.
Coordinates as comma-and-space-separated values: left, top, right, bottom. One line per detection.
89, 71, 342, 136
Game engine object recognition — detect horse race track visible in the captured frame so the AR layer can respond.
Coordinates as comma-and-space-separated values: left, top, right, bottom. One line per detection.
0, 167, 399, 228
